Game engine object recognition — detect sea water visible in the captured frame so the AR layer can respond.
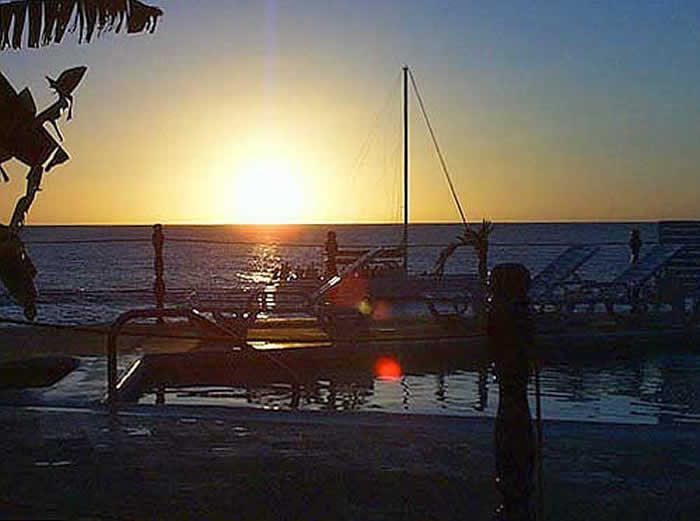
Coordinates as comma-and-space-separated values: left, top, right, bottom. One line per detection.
4, 222, 659, 322
3, 222, 699, 424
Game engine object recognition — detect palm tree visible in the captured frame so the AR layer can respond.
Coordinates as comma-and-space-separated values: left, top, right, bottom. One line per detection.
0, 1, 163, 319
0, 0, 163, 50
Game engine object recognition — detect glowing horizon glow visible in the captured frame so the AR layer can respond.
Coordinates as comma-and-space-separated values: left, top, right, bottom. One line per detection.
232, 157, 305, 224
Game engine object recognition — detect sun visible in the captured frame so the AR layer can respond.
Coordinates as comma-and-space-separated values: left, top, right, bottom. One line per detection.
233, 158, 305, 224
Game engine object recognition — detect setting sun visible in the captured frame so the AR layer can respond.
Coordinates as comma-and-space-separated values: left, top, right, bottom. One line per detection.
233, 158, 305, 224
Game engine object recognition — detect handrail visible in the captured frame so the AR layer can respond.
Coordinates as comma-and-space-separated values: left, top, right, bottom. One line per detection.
24, 237, 658, 248
9, 222, 670, 327
106, 307, 251, 413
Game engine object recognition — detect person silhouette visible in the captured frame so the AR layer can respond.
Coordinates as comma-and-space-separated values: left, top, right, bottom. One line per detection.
325, 231, 338, 277
629, 229, 642, 264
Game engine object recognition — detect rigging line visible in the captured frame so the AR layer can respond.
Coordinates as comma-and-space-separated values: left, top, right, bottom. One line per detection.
346, 72, 402, 184
362, 74, 402, 218
389, 101, 403, 224
408, 69, 469, 229
20, 237, 653, 248
390, 140, 402, 224
383, 113, 402, 222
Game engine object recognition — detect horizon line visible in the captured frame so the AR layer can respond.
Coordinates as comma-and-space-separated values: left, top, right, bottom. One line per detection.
20, 218, 698, 227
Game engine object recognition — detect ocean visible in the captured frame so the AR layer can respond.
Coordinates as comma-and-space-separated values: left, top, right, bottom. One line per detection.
3, 222, 658, 323
3, 222, 699, 425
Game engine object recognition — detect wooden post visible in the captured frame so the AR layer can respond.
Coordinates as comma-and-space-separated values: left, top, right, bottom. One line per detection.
488, 263, 535, 521
152, 224, 165, 323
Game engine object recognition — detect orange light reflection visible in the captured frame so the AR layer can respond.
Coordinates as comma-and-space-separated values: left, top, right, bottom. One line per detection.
374, 357, 402, 381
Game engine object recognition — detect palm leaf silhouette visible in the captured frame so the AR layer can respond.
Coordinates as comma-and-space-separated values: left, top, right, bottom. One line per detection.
0, 0, 163, 50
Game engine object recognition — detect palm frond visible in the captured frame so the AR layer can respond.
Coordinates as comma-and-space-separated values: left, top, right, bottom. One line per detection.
0, 0, 163, 50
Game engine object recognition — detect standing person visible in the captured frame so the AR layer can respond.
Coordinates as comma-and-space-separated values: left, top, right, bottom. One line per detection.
628, 229, 643, 313
629, 229, 642, 264
325, 231, 338, 278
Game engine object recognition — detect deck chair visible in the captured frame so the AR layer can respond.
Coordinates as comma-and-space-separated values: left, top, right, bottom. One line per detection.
596, 222, 700, 314
530, 245, 600, 303
657, 221, 700, 296
613, 245, 683, 286
607, 222, 700, 315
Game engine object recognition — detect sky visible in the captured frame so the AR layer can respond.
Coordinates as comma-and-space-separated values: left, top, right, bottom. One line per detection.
1, 0, 699, 224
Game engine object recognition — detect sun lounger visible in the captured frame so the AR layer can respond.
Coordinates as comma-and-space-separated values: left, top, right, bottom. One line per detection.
587, 222, 699, 314
530, 245, 600, 302
611, 222, 700, 295
657, 221, 700, 295
613, 245, 683, 286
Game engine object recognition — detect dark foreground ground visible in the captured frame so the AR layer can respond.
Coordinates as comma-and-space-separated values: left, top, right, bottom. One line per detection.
0, 405, 698, 521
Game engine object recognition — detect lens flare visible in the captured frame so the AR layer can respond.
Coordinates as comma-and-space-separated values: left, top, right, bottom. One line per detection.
358, 298, 372, 315
371, 300, 391, 320
374, 357, 402, 381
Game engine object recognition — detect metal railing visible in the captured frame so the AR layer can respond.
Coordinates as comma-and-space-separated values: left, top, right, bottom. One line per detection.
106, 307, 251, 413
9, 222, 696, 324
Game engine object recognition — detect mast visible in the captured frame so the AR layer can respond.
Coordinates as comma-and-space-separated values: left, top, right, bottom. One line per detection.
402, 65, 409, 273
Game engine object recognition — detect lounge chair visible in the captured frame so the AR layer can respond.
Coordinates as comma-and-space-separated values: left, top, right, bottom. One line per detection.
530, 245, 600, 305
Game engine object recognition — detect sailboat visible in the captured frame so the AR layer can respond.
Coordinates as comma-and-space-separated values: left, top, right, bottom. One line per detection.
308, 66, 485, 325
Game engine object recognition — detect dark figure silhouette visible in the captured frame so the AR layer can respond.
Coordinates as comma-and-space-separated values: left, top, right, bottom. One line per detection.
629, 228, 642, 264
488, 263, 535, 521
325, 230, 338, 278
628, 229, 644, 312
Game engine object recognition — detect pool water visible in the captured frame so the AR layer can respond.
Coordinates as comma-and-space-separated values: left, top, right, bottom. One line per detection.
138, 346, 700, 425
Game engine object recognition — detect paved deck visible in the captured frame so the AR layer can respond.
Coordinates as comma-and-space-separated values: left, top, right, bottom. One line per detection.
0, 404, 697, 520
1, 324, 699, 520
